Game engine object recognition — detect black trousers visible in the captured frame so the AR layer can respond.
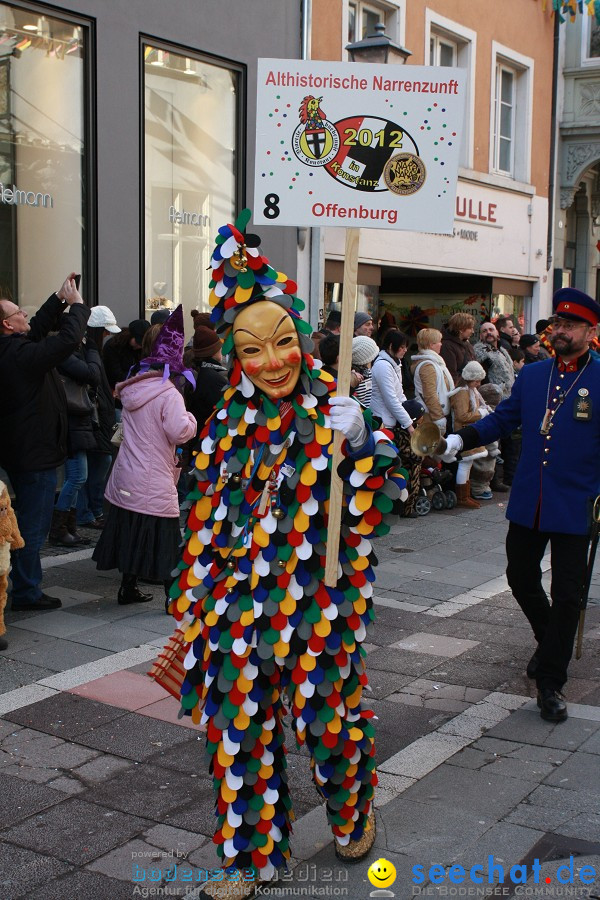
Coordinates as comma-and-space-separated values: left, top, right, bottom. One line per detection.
506, 522, 589, 691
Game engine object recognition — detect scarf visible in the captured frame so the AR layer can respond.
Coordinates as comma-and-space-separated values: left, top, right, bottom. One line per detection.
411, 349, 454, 415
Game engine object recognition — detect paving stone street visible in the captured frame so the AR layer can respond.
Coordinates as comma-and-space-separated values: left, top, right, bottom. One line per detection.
1, 499, 599, 900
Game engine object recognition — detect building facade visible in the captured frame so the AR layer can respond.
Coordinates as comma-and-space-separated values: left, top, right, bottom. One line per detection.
308, 0, 556, 336
556, 8, 600, 301
0, 0, 301, 332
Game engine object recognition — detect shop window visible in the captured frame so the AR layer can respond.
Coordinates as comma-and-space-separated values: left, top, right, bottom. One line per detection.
0, 4, 87, 312
143, 42, 242, 329
491, 45, 533, 183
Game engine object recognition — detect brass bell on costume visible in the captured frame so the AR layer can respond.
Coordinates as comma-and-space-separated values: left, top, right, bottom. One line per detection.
410, 422, 448, 458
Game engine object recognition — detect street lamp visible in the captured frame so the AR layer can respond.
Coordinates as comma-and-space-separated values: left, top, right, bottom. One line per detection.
346, 22, 411, 65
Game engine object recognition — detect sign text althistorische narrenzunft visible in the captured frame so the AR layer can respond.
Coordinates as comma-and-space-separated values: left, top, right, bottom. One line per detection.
254, 59, 466, 234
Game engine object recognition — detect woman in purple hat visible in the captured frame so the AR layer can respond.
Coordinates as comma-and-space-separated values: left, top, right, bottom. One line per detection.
93, 306, 197, 605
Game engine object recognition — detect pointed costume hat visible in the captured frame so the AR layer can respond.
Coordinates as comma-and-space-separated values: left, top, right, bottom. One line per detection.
138, 303, 195, 386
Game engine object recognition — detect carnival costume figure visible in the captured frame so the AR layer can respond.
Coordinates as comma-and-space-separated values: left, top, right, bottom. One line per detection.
155, 210, 407, 897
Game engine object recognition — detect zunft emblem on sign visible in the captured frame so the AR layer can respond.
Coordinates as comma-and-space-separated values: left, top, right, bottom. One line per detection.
254, 58, 466, 233
0, 183, 53, 208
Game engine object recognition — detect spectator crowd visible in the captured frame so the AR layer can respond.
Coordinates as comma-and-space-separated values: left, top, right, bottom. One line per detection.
0, 282, 562, 653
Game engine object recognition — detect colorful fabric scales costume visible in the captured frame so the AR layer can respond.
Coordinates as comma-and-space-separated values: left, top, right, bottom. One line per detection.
157, 210, 407, 883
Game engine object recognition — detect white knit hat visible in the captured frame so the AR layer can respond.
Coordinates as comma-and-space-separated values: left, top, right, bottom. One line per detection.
461, 360, 486, 381
352, 336, 379, 366
87, 305, 121, 333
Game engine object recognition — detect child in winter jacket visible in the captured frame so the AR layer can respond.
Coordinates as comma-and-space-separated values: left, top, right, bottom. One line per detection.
449, 360, 489, 509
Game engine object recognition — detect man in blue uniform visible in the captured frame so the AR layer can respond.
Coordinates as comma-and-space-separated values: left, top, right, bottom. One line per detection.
443, 288, 600, 723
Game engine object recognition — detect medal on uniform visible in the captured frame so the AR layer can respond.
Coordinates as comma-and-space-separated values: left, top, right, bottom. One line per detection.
574, 391, 592, 421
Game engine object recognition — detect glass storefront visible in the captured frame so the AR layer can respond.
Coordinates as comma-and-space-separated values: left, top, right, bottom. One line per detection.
0, 4, 85, 313
143, 43, 241, 333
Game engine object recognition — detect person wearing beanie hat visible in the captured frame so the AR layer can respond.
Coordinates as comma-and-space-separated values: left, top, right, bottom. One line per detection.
151, 308, 171, 326
519, 333, 541, 364
193, 325, 222, 359
191, 309, 214, 330
353, 310, 374, 336
449, 361, 489, 508
93, 304, 197, 607
461, 360, 487, 382
149, 209, 408, 897
351, 336, 379, 408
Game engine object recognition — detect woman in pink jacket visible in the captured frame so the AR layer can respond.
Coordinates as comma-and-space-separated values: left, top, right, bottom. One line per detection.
93, 306, 196, 605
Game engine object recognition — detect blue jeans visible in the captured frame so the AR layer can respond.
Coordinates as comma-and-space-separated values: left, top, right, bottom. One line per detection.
6, 468, 57, 604
55, 450, 88, 512
76, 451, 112, 523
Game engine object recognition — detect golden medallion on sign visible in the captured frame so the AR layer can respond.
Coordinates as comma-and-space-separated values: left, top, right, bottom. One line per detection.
383, 152, 426, 196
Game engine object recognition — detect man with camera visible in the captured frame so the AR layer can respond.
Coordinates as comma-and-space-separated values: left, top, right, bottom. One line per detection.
0, 274, 89, 619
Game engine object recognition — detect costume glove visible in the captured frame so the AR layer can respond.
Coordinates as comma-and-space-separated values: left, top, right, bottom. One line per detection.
329, 395, 368, 450
433, 417, 447, 435
439, 433, 463, 463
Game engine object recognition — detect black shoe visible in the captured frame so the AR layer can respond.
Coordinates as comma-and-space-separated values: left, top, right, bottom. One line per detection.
118, 585, 153, 605
11, 594, 62, 612
0, 636, 8, 651
490, 480, 510, 493
537, 688, 568, 722
526, 649, 540, 679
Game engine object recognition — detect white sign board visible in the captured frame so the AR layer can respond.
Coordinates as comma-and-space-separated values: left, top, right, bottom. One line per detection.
254, 58, 466, 233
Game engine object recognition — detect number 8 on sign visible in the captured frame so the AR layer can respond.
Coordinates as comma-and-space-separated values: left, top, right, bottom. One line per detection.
263, 194, 280, 219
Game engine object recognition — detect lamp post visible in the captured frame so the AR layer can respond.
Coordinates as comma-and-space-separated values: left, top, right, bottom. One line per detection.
346, 21, 411, 65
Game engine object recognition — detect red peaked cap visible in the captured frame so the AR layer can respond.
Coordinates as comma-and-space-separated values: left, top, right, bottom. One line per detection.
553, 288, 600, 326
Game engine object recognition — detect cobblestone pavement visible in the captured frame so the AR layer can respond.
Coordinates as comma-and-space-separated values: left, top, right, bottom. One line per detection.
1, 500, 599, 900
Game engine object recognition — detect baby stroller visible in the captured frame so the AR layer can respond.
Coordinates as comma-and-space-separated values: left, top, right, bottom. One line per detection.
415, 458, 457, 515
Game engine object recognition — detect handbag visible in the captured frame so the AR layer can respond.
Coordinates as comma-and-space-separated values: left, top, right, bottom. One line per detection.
59, 374, 94, 417
110, 421, 124, 447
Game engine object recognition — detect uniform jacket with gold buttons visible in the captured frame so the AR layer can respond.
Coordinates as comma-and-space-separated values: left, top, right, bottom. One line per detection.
458, 353, 600, 535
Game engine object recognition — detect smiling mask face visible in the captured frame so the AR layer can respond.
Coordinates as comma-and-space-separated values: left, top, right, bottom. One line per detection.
233, 300, 302, 400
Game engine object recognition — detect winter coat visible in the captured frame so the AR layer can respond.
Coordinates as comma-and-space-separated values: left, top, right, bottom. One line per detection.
450, 386, 487, 460
0, 295, 89, 474
473, 342, 515, 398
57, 343, 102, 454
410, 350, 454, 431
104, 371, 196, 518
185, 357, 228, 435
468, 353, 600, 534
103, 336, 141, 410
370, 350, 413, 429
440, 327, 476, 385
91, 359, 117, 454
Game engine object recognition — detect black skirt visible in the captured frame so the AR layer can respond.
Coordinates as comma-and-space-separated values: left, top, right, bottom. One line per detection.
92, 503, 182, 580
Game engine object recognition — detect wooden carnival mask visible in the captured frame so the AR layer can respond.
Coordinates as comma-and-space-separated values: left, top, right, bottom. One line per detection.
233, 300, 302, 399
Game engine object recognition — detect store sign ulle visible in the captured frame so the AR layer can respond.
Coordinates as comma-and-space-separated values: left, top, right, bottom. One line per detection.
455, 195, 497, 224
0, 183, 53, 209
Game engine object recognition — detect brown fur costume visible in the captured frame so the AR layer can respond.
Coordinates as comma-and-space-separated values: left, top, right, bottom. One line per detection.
0, 481, 24, 636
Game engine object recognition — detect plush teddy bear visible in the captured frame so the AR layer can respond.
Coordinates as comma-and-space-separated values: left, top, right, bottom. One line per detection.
0, 480, 24, 640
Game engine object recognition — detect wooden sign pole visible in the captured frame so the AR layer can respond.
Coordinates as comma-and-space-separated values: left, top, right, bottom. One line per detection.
324, 227, 360, 587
